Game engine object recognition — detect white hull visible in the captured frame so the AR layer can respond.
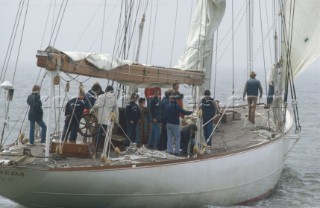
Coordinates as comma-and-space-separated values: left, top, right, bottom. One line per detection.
0, 136, 290, 208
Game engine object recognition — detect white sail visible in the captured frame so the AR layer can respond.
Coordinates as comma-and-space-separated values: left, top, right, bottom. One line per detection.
176, 0, 226, 72
283, 0, 320, 78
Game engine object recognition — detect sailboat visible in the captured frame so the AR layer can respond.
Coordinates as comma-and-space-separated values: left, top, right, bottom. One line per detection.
0, 0, 316, 207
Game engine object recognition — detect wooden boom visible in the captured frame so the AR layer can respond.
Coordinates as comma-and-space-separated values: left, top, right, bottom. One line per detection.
36, 50, 205, 86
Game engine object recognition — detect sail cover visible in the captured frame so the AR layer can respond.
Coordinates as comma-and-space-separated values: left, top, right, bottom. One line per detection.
175, 0, 226, 71
283, 0, 320, 78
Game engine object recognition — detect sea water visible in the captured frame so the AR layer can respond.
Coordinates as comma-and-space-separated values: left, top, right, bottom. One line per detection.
0, 63, 319, 208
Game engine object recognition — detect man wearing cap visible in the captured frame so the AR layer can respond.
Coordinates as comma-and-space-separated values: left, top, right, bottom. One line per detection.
125, 93, 141, 146
200, 90, 218, 146
92, 85, 118, 151
62, 90, 86, 142
243, 71, 263, 124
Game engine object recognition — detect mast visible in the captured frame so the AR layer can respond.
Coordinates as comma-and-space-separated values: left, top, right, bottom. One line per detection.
272, 1, 285, 131
45, 60, 59, 160
247, 0, 254, 73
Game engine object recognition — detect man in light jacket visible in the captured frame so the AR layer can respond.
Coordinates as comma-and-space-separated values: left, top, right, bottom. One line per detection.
92, 86, 118, 151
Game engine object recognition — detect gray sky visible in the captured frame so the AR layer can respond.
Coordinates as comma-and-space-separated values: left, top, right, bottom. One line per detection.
0, 0, 318, 86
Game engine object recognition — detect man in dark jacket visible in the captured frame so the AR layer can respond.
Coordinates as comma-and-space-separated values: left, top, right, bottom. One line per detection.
158, 89, 172, 150
148, 89, 161, 149
27, 85, 47, 145
125, 93, 140, 146
243, 71, 263, 124
200, 90, 217, 146
62, 91, 86, 142
165, 92, 193, 155
84, 82, 102, 109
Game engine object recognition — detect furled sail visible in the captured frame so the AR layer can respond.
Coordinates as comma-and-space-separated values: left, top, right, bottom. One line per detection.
175, 0, 225, 90
176, 0, 226, 71
283, 0, 320, 78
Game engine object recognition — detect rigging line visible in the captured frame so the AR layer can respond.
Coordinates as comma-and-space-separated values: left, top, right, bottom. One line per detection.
215, 0, 247, 66
247, 0, 254, 73
279, 0, 300, 130
40, 0, 53, 49
264, 0, 273, 64
286, 0, 297, 100
101, 0, 107, 53
169, 0, 179, 67
232, 0, 235, 97
251, 24, 275, 62
102, 0, 130, 71
148, 0, 158, 64
0, 0, 26, 84
279, 0, 292, 102
12, 0, 30, 86
36, 0, 54, 86
258, 0, 268, 99
51, 0, 57, 37
246, 0, 250, 74
185, 0, 194, 50
217, 0, 247, 48
0, 0, 24, 82
48, 0, 66, 46
123, 0, 129, 59
213, 28, 219, 99
146, 0, 154, 65
127, 0, 145, 60
83, 0, 115, 51
198, 0, 206, 72
114, 0, 132, 58
38, 70, 48, 87
121, 0, 140, 60
284, 0, 300, 129
52, 0, 69, 46
3, 105, 28, 144
19, 105, 29, 133
76, 0, 104, 50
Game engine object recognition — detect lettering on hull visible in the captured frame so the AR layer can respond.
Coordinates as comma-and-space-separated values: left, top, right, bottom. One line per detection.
0, 170, 25, 177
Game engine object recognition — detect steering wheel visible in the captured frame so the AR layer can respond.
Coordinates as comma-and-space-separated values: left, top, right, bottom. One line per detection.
78, 112, 98, 138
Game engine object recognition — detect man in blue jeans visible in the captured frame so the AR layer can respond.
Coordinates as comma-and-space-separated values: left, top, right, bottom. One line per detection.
165, 92, 193, 155
148, 89, 161, 149
27, 85, 47, 145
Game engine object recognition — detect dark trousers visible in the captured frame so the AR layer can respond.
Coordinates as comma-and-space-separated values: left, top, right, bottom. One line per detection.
158, 121, 168, 150
62, 118, 79, 142
126, 122, 137, 146
96, 124, 108, 151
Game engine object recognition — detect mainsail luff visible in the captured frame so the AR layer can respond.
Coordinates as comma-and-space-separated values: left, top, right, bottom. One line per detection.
283, 0, 320, 78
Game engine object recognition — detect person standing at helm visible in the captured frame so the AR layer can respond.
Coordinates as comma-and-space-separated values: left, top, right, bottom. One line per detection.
92, 86, 118, 151
243, 71, 263, 124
